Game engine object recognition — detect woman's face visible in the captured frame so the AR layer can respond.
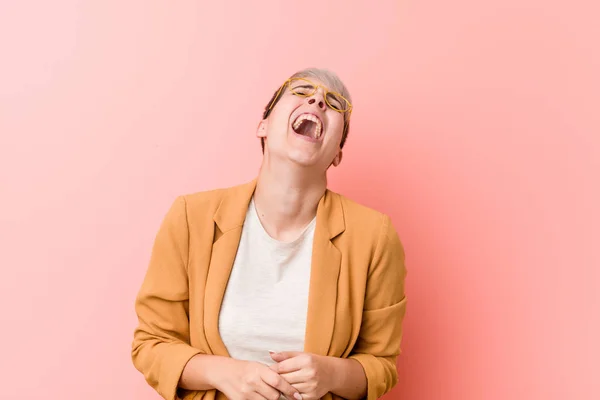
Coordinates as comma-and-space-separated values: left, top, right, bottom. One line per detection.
257, 78, 346, 171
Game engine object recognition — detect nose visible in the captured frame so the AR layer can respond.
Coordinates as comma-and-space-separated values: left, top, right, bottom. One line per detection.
308, 97, 326, 110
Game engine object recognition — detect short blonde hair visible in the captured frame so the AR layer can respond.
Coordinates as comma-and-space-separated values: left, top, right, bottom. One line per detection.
261, 68, 352, 152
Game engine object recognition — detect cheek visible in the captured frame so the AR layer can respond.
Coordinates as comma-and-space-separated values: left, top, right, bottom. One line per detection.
327, 113, 345, 137
270, 100, 298, 125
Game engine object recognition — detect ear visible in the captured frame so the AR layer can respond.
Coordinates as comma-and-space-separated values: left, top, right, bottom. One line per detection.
256, 119, 267, 138
331, 150, 343, 167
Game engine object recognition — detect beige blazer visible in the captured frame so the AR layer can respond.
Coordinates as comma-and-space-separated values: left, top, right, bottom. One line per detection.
131, 179, 407, 400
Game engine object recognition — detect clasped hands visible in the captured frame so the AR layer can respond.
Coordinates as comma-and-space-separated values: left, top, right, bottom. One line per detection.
221, 351, 336, 400
268, 351, 334, 400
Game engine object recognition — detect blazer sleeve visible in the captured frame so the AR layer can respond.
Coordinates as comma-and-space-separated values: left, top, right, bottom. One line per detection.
349, 214, 408, 400
131, 196, 203, 400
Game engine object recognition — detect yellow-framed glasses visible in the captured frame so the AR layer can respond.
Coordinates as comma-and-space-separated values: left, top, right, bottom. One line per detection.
269, 77, 353, 114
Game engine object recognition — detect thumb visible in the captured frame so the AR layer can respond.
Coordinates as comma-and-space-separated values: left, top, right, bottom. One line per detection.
269, 350, 302, 362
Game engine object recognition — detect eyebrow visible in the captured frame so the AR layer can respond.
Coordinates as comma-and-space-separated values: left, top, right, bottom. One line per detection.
291, 84, 315, 90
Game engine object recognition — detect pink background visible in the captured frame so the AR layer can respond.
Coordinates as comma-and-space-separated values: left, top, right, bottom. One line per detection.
1, 1, 598, 399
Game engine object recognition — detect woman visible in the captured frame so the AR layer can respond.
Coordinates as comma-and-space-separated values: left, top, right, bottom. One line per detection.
131, 68, 407, 400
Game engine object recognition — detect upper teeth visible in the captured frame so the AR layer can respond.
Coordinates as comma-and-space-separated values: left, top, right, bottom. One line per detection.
293, 114, 323, 139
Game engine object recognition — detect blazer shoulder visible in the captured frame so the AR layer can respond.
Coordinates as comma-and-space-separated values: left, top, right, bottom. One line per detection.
334, 191, 404, 250
336, 192, 392, 230
335, 192, 406, 265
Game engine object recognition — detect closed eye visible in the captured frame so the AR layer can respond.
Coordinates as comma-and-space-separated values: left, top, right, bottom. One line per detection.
291, 84, 314, 96
326, 94, 343, 109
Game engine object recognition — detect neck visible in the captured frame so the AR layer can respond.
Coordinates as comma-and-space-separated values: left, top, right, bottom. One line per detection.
253, 157, 327, 241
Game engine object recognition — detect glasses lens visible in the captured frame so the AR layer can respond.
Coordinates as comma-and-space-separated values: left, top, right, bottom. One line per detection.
289, 78, 315, 97
326, 93, 351, 112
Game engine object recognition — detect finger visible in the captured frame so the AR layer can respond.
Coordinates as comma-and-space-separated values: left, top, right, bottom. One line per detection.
262, 370, 302, 400
243, 387, 270, 400
279, 370, 307, 385
256, 378, 283, 400
271, 357, 305, 374
269, 351, 302, 362
291, 383, 313, 395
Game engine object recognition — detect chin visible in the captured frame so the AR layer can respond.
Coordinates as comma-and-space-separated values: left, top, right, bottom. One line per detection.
285, 148, 323, 169
288, 152, 318, 167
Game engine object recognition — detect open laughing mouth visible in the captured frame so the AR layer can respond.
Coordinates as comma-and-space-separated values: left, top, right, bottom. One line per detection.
292, 113, 323, 140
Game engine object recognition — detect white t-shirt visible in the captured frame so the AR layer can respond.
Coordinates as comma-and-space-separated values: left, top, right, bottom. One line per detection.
218, 197, 316, 366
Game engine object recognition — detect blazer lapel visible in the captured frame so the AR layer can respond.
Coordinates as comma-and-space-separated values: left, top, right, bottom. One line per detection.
304, 189, 345, 356
204, 179, 257, 356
